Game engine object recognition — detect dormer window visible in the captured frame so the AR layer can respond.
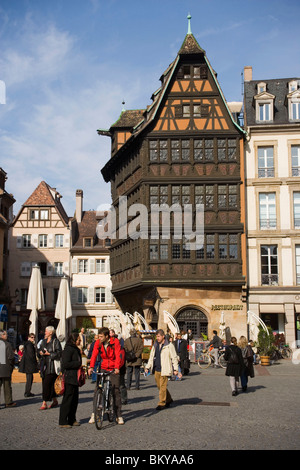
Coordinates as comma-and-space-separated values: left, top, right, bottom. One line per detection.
257, 82, 267, 93
287, 83, 300, 121
254, 86, 275, 123
289, 80, 298, 92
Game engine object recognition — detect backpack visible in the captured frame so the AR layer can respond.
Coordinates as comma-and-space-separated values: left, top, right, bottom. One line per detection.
125, 338, 137, 363
227, 346, 239, 364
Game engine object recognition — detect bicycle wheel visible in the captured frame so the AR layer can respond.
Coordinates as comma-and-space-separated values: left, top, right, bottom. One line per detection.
282, 347, 292, 359
198, 353, 211, 369
107, 387, 116, 423
93, 387, 104, 430
219, 353, 227, 369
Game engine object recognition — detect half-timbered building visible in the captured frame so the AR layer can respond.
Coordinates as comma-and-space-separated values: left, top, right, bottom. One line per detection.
100, 20, 247, 338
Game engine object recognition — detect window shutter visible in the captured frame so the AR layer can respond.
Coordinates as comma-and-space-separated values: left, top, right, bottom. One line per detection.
31, 234, 38, 248
71, 287, 77, 304
106, 258, 110, 274
72, 258, 78, 274
174, 105, 183, 118
47, 262, 53, 276
64, 235, 69, 247
89, 258, 95, 274
88, 287, 94, 304
16, 236, 22, 248
63, 261, 69, 274
105, 287, 112, 304
48, 234, 54, 248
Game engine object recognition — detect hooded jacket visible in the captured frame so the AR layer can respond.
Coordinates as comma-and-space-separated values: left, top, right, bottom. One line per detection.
90, 336, 122, 371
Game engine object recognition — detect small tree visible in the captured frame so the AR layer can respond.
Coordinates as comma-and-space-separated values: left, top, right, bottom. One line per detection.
256, 325, 275, 356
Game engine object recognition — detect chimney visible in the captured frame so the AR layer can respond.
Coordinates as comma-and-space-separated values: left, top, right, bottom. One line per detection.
244, 66, 252, 82
76, 189, 83, 223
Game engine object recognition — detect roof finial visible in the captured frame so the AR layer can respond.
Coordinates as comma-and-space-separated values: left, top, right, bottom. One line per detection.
122, 100, 126, 112
187, 13, 192, 34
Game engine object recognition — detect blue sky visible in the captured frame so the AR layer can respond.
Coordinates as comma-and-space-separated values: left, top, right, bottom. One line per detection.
1, 0, 300, 216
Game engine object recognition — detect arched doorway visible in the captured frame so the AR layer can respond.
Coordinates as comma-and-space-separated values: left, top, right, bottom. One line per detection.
176, 307, 208, 338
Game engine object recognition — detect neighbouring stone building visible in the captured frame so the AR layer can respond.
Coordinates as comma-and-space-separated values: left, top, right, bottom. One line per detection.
244, 66, 300, 347
8, 181, 71, 338
70, 189, 118, 331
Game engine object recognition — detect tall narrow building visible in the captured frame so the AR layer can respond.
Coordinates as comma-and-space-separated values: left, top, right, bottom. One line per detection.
100, 18, 247, 338
244, 66, 300, 347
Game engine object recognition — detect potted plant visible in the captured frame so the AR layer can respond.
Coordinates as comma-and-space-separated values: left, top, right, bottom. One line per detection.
256, 326, 275, 366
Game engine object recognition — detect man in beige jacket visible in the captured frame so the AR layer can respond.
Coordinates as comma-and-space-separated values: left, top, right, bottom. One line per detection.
145, 329, 178, 410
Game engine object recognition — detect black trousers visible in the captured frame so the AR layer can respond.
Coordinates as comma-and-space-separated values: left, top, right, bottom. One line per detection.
59, 383, 79, 425
42, 373, 57, 401
126, 366, 141, 388
25, 373, 33, 395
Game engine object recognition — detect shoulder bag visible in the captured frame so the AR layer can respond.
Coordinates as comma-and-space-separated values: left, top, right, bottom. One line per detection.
125, 338, 137, 362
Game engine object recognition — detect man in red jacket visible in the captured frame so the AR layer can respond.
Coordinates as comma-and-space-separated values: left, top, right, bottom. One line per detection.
88, 327, 124, 425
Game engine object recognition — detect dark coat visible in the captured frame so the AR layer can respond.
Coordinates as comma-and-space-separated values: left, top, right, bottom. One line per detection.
0, 338, 15, 378
124, 335, 144, 367
18, 340, 38, 374
38, 335, 62, 376
174, 339, 188, 361
241, 345, 255, 378
61, 343, 82, 386
224, 345, 245, 378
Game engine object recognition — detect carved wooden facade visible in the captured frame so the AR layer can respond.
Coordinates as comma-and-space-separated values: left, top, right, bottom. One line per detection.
101, 30, 247, 329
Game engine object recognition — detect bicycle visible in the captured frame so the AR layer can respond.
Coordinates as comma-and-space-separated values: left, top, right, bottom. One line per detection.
93, 371, 115, 430
198, 346, 227, 369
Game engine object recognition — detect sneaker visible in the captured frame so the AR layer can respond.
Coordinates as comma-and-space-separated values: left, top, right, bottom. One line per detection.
116, 417, 124, 425
89, 413, 95, 424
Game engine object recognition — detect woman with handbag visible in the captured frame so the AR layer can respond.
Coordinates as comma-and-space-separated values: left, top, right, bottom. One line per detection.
224, 337, 245, 396
38, 326, 62, 410
59, 333, 82, 428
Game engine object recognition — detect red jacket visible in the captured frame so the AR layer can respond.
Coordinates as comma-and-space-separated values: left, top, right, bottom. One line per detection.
90, 337, 122, 371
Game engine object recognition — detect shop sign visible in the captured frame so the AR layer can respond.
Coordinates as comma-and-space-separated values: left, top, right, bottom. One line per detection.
211, 304, 243, 311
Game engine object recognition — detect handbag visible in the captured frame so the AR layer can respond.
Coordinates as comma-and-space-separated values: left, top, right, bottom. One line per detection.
125, 338, 137, 362
54, 372, 65, 396
77, 366, 86, 387
54, 359, 61, 375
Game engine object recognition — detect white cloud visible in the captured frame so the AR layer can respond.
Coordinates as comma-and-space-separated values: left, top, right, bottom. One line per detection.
0, 21, 146, 216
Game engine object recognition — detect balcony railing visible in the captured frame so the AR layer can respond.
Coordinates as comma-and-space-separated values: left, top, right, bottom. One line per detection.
261, 274, 279, 286
258, 167, 275, 178
260, 218, 277, 229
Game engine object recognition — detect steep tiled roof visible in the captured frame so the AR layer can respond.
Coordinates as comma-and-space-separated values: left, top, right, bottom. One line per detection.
72, 210, 109, 250
15, 181, 70, 225
111, 109, 145, 129
101, 32, 244, 181
24, 181, 56, 206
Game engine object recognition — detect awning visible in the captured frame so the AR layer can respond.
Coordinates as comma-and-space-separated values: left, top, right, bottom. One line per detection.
259, 304, 285, 314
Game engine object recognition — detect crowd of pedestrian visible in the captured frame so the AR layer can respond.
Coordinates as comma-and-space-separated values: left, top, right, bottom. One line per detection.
0, 324, 255, 427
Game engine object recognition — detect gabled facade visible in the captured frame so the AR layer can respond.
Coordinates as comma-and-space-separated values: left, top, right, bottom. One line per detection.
70, 189, 118, 331
100, 21, 247, 338
244, 66, 300, 346
9, 181, 71, 338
